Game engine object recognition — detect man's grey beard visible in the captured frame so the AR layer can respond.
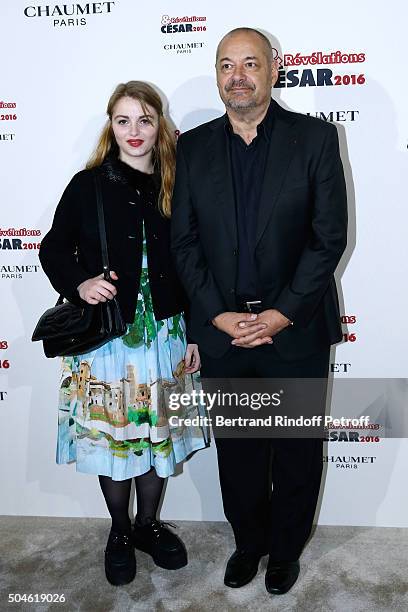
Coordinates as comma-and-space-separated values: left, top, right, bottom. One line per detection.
225, 97, 258, 112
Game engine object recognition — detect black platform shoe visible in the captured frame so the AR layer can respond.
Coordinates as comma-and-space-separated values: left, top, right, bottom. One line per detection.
104, 530, 136, 586
133, 519, 187, 570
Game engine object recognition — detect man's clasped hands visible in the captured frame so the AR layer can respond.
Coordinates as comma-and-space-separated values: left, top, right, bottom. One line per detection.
212, 309, 291, 349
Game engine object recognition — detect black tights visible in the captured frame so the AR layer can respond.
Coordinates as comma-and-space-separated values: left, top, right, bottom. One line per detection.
99, 469, 165, 534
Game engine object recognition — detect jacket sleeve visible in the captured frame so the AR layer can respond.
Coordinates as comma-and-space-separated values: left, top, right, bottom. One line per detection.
39, 172, 91, 300
182, 300, 194, 345
271, 124, 348, 327
171, 137, 226, 322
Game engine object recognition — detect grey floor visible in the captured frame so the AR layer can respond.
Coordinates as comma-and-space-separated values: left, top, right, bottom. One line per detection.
0, 517, 407, 611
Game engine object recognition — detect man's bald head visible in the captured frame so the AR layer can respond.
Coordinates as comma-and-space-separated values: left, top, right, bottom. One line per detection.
216, 27, 273, 63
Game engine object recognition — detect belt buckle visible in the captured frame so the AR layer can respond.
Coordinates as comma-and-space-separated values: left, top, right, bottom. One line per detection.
245, 300, 262, 313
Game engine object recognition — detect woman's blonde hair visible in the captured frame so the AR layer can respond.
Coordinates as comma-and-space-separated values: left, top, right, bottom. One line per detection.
86, 81, 176, 217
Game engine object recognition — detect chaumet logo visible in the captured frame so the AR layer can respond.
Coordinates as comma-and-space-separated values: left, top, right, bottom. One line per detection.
323, 455, 376, 469
1, 264, 40, 279
23, 2, 116, 27
307, 111, 359, 123
164, 42, 205, 55
273, 47, 366, 88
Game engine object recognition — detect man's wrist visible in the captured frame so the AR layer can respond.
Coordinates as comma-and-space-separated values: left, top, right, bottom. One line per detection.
210, 310, 226, 326
274, 308, 293, 326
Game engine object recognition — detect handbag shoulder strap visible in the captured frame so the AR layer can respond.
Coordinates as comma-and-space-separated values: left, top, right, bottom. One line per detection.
93, 169, 111, 282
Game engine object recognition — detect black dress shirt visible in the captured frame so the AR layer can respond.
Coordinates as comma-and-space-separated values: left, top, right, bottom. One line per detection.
226, 101, 274, 300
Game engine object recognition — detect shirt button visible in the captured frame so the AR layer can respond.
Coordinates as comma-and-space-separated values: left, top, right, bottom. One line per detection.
233, 249, 238, 256
128, 235, 136, 239
153, 234, 158, 239
159, 273, 165, 279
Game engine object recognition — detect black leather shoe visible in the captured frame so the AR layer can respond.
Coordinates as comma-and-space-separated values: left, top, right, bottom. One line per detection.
104, 530, 136, 586
133, 519, 187, 570
224, 550, 262, 588
265, 560, 300, 594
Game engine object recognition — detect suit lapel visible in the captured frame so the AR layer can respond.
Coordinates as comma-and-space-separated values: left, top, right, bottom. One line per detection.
255, 104, 297, 247
206, 117, 238, 246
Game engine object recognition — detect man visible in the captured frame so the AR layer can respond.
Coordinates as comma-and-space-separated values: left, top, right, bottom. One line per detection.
171, 27, 347, 594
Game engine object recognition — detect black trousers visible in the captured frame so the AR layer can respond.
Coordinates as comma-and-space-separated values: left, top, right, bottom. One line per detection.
200, 343, 330, 561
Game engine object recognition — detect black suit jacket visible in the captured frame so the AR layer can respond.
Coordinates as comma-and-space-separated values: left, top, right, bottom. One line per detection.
171, 99, 348, 360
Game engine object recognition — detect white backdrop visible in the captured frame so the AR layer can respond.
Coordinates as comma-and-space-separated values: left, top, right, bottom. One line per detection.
1, 0, 407, 526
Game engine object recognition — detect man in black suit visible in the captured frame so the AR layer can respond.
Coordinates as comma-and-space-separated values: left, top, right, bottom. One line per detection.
171, 27, 347, 594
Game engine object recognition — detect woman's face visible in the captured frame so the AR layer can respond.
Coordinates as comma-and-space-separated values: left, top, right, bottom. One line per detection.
111, 96, 159, 167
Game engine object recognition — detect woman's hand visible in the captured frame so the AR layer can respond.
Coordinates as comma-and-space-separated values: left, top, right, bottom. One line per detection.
77, 271, 118, 305
184, 343, 201, 374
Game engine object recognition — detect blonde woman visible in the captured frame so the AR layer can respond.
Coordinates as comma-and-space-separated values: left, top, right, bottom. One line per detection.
39, 82, 208, 586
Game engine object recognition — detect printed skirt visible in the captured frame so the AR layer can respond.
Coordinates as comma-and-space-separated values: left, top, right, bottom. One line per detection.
56, 233, 209, 480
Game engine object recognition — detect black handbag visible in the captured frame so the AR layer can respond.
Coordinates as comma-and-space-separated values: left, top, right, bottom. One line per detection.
32, 170, 127, 358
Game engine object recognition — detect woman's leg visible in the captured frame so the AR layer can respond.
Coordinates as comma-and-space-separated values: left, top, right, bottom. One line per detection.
133, 468, 187, 569
98, 475, 136, 586
134, 468, 165, 525
99, 475, 132, 534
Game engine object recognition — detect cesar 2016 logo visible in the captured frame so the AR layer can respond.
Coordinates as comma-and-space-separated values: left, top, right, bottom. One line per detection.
341, 314, 357, 344
0, 340, 9, 372
273, 47, 366, 88
160, 14, 207, 34
0, 228, 41, 251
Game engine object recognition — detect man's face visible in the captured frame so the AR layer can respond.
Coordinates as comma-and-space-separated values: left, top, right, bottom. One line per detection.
216, 32, 278, 112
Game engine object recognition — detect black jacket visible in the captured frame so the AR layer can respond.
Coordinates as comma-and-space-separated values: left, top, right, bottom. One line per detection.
171, 99, 348, 360
40, 154, 188, 323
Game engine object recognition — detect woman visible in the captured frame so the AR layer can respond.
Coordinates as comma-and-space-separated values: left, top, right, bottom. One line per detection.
39, 81, 208, 586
